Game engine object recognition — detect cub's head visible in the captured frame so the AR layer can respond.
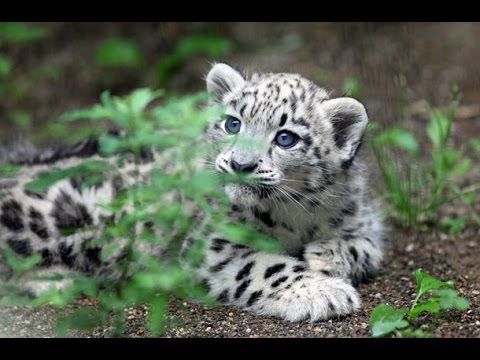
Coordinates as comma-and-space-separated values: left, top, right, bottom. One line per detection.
205, 63, 368, 206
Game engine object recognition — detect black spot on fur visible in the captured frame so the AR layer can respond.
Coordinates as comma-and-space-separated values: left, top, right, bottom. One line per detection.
58, 242, 76, 268
84, 247, 102, 266
28, 208, 50, 240
293, 265, 305, 273
241, 250, 255, 259
234, 279, 251, 299
328, 217, 344, 228
217, 289, 229, 303
25, 189, 45, 200
281, 222, 294, 232
210, 238, 229, 252
321, 270, 332, 276
210, 256, 234, 272
279, 113, 288, 127
327, 301, 335, 312
349, 246, 359, 262
293, 275, 304, 282
264, 263, 286, 279
232, 243, 248, 250
247, 290, 263, 307
341, 201, 358, 217
235, 261, 255, 281
271, 276, 289, 288
40, 248, 54, 266
252, 207, 274, 227
201, 278, 211, 293
239, 104, 247, 117
1, 200, 24, 232
51, 191, 93, 230
6, 238, 32, 257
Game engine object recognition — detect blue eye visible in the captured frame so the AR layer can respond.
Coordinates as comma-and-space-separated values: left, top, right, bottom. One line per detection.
275, 130, 299, 148
225, 116, 241, 134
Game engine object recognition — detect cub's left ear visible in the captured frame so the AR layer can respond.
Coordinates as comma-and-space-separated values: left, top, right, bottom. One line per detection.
322, 97, 368, 161
206, 63, 245, 103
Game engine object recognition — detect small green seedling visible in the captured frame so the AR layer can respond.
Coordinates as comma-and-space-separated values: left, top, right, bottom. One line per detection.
370, 269, 469, 338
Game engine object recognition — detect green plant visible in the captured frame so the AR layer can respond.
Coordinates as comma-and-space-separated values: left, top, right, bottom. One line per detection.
0, 22, 48, 43
154, 35, 233, 86
343, 77, 361, 98
94, 38, 143, 68
371, 93, 480, 229
370, 269, 469, 338
0, 88, 278, 337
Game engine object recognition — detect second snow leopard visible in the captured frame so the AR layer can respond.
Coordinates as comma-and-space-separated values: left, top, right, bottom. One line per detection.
0, 63, 384, 322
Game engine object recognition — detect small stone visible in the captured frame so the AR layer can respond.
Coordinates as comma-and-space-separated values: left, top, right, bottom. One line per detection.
475, 321, 480, 326
374, 293, 382, 298
467, 241, 477, 248
246, 328, 251, 333
405, 243, 414, 252
471, 290, 479, 295
182, 302, 188, 307
228, 312, 234, 317
408, 260, 414, 266
400, 277, 409, 281
206, 327, 211, 331
360, 323, 368, 329
127, 315, 135, 320
313, 327, 322, 333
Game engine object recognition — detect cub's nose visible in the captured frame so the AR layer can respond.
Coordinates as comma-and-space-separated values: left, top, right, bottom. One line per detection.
230, 159, 258, 173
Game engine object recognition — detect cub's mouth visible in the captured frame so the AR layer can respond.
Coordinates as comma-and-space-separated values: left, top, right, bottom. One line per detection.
224, 183, 275, 204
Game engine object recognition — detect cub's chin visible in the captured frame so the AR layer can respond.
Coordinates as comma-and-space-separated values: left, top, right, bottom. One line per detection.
224, 183, 262, 207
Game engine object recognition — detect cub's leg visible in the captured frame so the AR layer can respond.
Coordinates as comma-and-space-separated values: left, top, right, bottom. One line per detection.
198, 238, 361, 322
15, 265, 76, 297
303, 236, 383, 285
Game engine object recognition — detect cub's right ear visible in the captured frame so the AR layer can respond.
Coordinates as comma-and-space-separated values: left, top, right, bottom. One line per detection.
206, 63, 245, 103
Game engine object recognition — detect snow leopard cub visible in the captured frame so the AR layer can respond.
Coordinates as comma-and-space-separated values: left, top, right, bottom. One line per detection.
0, 63, 384, 322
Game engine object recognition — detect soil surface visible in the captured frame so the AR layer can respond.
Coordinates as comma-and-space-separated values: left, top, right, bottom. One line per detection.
1, 22, 479, 338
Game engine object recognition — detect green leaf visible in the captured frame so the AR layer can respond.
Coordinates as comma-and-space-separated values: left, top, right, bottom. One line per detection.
10, 110, 32, 128
0, 54, 11, 78
408, 297, 441, 319
427, 111, 451, 148
1, 250, 41, 273
400, 328, 430, 338
0, 163, 19, 176
436, 289, 469, 311
0, 22, 48, 43
370, 304, 409, 337
94, 38, 143, 68
343, 77, 361, 98
373, 128, 419, 156
24, 160, 111, 192
147, 294, 168, 335
453, 158, 471, 176
470, 139, 480, 153
440, 215, 466, 234
59, 103, 111, 122
413, 269, 453, 300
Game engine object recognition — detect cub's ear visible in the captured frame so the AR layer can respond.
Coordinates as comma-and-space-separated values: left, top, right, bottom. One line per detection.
321, 97, 368, 162
206, 63, 245, 103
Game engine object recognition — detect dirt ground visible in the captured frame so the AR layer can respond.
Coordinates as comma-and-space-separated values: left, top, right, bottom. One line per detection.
0, 22, 479, 337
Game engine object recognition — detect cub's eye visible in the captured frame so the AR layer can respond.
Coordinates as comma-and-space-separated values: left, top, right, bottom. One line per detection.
275, 130, 299, 148
224, 116, 241, 134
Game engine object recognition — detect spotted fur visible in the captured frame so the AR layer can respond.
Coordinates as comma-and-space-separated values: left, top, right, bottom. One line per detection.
0, 64, 384, 322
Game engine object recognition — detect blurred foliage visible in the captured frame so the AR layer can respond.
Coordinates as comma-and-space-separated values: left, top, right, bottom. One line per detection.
0, 22, 48, 43
154, 35, 233, 86
343, 77, 361, 98
94, 38, 143, 68
0, 88, 279, 337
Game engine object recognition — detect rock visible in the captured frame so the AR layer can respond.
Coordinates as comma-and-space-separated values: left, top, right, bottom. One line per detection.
471, 290, 479, 295
405, 243, 414, 252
